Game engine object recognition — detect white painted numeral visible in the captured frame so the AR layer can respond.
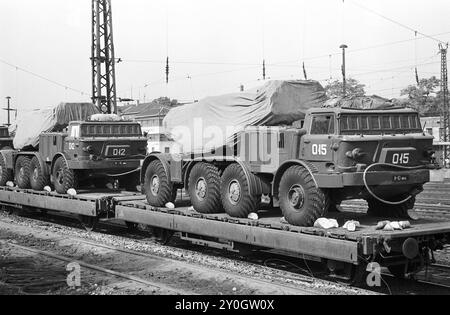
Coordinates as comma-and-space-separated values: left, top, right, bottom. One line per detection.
392, 153, 409, 165
312, 144, 327, 156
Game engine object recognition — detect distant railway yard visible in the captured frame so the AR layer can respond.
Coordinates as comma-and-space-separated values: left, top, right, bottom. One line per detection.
1, 180, 450, 295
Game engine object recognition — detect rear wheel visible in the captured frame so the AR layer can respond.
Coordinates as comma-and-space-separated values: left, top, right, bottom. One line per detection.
221, 164, 260, 218
0, 154, 13, 186
188, 163, 222, 214
279, 165, 328, 227
367, 197, 416, 219
144, 160, 174, 207
15, 156, 31, 189
30, 156, 49, 191
53, 157, 77, 194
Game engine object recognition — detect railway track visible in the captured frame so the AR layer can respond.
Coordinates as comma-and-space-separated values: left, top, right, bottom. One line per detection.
0, 241, 191, 295
0, 213, 326, 295
1, 208, 449, 295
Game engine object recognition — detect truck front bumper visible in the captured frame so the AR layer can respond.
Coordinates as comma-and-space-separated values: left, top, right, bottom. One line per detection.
67, 159, 142, 171
315, 169, 430, 189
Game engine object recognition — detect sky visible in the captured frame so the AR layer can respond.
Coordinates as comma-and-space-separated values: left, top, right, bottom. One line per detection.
0, 0, 449, 124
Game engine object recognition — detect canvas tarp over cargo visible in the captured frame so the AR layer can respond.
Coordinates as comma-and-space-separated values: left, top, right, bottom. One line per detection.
12, 103, 99, 150
164, 80, 327, 154
323, 95, 399, 110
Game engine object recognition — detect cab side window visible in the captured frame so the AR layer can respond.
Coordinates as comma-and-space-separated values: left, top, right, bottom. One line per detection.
310, 115, 335, 135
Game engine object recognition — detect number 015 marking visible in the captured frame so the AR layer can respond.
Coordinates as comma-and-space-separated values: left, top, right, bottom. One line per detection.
392, 153, 409, 165
312, 144, 327, 156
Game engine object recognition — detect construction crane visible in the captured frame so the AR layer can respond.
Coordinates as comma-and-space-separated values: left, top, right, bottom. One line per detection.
91, 0, 117, 114
440, 43, 449, 163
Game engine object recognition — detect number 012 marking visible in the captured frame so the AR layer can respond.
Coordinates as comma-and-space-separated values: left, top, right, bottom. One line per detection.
113, 148, 126, 156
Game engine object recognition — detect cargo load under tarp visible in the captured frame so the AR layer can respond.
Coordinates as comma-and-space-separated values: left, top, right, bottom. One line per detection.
164, 80, 327, 153
12, 103, 99, 150
323, 95, 400, 110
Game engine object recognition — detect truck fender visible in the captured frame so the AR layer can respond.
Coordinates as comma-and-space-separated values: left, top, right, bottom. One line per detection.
183, 157, 270, 196
140, 153, 173, 186
272, 160, 318, 206
0, 149, 16, 170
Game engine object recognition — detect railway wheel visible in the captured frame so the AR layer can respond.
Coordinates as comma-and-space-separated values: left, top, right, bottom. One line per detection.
367, 197, 416, 219
0, 154, 13, 186
221, 163, 260, 218
279, 165, 329, 227
30, 156, 49, 191
144, 160, 174, 207
15, 156, 31, 189
53, 157, 77, 194
188, 162, 223, 214
79, 215, 98, 232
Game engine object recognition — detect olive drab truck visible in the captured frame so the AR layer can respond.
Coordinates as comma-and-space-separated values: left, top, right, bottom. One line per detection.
0, 105, 148, 194
140, 107, 436, 227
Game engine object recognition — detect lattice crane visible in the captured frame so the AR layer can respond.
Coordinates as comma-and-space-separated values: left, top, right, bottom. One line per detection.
440, 43, 449, 162
91, 0, 117, 114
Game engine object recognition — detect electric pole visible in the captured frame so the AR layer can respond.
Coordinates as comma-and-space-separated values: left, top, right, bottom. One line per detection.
92, 0, 118, 114
4, 96, 17, 127
440, 43, 450, 164
340, 44, 348, 97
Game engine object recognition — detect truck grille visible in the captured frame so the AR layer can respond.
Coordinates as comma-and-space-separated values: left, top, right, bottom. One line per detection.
81, 124, 142, 137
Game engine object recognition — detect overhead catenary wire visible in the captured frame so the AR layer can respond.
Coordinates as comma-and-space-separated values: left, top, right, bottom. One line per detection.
349, 0, 446, 44
0, 58, 88, 96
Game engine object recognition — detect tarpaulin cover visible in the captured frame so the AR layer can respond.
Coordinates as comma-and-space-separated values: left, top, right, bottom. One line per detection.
164, 80, 327, 154
12, 103, 99, 150
323, 95, 399, 110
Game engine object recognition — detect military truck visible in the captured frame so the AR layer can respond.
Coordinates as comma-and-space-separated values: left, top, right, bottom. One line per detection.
0, 119, 148, 194
140, 107, 436, 227
0, 126, 13, 150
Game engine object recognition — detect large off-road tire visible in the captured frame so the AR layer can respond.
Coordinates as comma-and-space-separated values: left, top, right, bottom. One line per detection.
279, 165, 329, 227
144, 160, 175, 207
30, 156, 49, 191
15, 156, 31, 189
53, 157, 77, 194
0, 154, 13, 187
221, 163, 260, 218
367, 197, 416, 219
188, 162, 223, 214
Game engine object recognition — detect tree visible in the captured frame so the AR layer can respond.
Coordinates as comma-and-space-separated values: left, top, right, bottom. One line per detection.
324, 78, 366, 98
152, 97, 179, 107
400, 76, 441, 117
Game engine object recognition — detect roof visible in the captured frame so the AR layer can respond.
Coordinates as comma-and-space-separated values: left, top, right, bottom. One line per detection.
121, 102, 171, 118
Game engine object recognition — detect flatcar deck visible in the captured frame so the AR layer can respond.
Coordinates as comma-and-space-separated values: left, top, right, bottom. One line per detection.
1, 186, 450, 266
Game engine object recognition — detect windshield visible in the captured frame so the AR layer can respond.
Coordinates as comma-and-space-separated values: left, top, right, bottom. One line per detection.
339, 113, 422, 135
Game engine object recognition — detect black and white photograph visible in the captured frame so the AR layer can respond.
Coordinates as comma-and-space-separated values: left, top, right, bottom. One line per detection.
0, 0, 449, 302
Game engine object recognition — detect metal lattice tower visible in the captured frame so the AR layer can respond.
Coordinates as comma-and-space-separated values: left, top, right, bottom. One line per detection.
92, 0, 117, 114
440, 43, 449, 161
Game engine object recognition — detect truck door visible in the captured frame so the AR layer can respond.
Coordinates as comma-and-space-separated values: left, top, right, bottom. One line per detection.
300, 114, 335, 161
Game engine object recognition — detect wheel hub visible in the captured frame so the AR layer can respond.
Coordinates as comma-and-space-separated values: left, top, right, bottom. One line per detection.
150, 175, 160, 196
33, 168, 38, 181
288, 185, 305, 209
195, 178, 207, 200
228, 180, 241, 205
56, 170, 63, 185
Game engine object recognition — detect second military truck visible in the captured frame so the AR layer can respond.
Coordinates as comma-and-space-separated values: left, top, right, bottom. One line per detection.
0, 104, 148, 194
141, 107, 435, 227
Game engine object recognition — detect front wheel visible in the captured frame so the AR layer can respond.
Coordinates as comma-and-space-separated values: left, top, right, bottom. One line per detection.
53, 157, 77, 194
279, 165, 328, 227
